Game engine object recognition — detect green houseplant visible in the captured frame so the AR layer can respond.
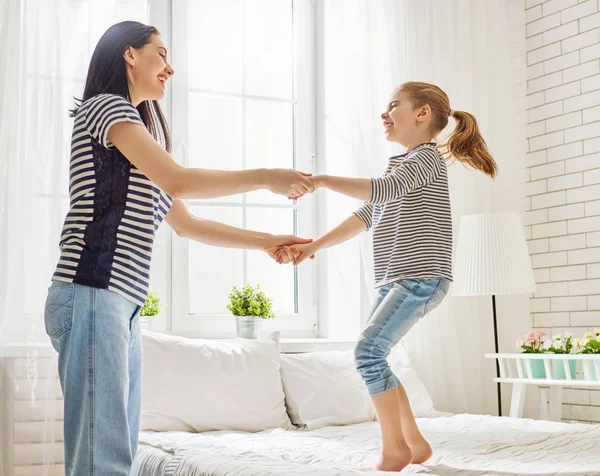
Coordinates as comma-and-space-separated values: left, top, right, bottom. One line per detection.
543, 333, 576, 380
227, 284, 274, 339
516, 330, 549, 379
140, 289, 161, 330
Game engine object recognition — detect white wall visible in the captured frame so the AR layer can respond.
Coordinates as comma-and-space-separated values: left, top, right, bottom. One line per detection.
524, 0, 600, 423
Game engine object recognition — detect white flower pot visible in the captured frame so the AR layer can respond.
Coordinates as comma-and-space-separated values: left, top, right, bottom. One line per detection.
140, 315, 154, 330
235, 316, 262, 339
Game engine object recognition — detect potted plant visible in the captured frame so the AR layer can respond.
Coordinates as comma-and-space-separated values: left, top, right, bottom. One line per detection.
542, 333, 576, 380
574, 330, 600, 380
227, 284, 275, 339
140, 289, 161, 330
516, 330, 549, 378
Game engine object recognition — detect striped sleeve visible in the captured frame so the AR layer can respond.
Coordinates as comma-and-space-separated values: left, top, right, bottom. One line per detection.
354, 202, 373, 230
85, 94, 145, 149
159, 191, 174, 217
370, 148, 442, 204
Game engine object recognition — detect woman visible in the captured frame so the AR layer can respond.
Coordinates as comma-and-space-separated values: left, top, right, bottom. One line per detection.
44, 21, 310, 476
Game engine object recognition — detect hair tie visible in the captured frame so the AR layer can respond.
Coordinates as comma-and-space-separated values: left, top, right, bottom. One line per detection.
449, 109, 455, 118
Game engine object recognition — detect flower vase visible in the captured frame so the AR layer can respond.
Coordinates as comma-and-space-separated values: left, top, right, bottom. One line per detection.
236, 316, 262, 339
551, 359, 577, 380
140, 315, 153, 331
529, 358, 546, 378
582, 360, 599, 381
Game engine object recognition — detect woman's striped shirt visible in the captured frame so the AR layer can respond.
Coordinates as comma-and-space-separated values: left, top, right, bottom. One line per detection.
354, 143, 453, 287
52, 94, 173, 306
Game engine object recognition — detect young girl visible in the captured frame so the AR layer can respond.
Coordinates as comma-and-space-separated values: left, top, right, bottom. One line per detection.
277, 82, 498, 472
45, 21, 313, 476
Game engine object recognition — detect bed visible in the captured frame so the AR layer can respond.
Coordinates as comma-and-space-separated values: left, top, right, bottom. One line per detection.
133, 332, 600, 476
132, 413, 600, 476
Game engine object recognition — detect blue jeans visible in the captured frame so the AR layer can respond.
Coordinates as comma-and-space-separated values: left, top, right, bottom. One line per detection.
44, 281, 142, 476
354, 278, 450, 396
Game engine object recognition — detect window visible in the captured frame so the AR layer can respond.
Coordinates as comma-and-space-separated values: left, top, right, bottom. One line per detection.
168, 0, 318, 337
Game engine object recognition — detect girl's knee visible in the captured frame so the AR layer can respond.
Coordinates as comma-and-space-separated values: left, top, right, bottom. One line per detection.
353, 336, 372, 365
354, 337, 389, 371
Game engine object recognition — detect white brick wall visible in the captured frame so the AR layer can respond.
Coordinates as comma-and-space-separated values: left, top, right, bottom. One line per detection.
132, 0, 600, 428
525, 0, 600, 423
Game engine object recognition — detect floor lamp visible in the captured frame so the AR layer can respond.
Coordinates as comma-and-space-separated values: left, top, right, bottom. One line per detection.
453, 213, 536, 416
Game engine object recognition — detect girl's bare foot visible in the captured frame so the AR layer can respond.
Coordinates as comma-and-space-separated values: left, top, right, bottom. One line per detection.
362, 444, 412, 472
408, 440, 432, 464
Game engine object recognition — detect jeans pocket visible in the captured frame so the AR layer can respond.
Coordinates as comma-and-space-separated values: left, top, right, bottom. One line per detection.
395, 279, 422, 293
424, 279, 450, 314
44, 282, 75, 339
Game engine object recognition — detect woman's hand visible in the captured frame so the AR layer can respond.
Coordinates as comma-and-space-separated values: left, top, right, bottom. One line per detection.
264, 169, 315, 198
275, 241, 319, 266
263, 234, 313, 262
287, 175, 324, 200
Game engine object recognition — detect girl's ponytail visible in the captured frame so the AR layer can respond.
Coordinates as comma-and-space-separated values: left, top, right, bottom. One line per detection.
440, 110, 497, 179
399, 82, 498, 179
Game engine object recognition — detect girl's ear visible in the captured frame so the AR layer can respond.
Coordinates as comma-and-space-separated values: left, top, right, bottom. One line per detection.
416, 105, 431, 124
123, 46, 135, 67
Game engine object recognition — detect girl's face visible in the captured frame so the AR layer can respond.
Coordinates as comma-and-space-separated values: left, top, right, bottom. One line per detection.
124, 34, 174, 104
381, 89, 432, 147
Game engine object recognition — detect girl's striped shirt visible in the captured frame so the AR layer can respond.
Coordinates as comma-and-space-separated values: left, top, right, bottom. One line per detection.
354, 142, 453, 287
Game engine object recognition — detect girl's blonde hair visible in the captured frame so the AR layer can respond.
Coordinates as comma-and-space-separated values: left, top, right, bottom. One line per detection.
399, 81, 498, 179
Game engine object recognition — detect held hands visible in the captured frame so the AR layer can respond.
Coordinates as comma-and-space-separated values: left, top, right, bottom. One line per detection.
287, 175, 323, 200
263, 236, 319, 267
265, 169, 323, 200
275, 242, 319, 266
262, 172, 323, 266
263, 234, 313, 262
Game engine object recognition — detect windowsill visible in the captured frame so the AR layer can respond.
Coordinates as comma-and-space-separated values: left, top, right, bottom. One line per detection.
0, 338, 356, 358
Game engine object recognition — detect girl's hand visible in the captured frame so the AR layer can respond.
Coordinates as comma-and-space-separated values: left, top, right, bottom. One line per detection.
276, 242, 319, 266
263, 235, 312, 262
287, 176, 324, 200
275, 245, 302, 264
266, 169, 315, 198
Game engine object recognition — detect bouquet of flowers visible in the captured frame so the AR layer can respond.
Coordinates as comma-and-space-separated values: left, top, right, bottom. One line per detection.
543, 332, 574, 354
516, 330, 549, 353
574, 330, 600, 354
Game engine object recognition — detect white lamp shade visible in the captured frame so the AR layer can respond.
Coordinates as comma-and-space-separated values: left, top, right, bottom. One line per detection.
453, 213, 536, 296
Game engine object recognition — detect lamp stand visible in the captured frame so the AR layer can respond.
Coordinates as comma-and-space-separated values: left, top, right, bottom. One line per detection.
492, 294, 502, 417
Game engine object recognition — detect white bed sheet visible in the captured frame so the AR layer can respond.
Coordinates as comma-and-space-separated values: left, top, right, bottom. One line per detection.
132, 413, 600, 476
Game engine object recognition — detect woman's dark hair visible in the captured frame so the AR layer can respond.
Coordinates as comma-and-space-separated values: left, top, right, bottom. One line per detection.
70, 21, 171, 152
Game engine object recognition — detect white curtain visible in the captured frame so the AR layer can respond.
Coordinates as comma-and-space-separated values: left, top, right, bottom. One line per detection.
0, 1, 147, 473
320, 0, 527, 415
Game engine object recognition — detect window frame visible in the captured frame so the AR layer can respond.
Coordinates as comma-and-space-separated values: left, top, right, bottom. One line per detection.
163, 0, 319, 338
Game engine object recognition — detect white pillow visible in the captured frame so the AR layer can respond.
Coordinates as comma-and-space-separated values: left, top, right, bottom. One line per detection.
280, 344, 435, 429
281, 350, 378, 429
140, 331, 293, 433
387, 343, 435, 418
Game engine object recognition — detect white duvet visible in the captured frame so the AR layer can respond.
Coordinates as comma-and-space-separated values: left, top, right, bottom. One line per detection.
133, 413, 600, 476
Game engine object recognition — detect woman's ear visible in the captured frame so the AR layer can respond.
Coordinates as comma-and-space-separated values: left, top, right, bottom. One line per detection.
123, 46, 135, 67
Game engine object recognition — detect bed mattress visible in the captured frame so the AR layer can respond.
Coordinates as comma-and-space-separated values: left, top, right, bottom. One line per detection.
132, 413, 600, 475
